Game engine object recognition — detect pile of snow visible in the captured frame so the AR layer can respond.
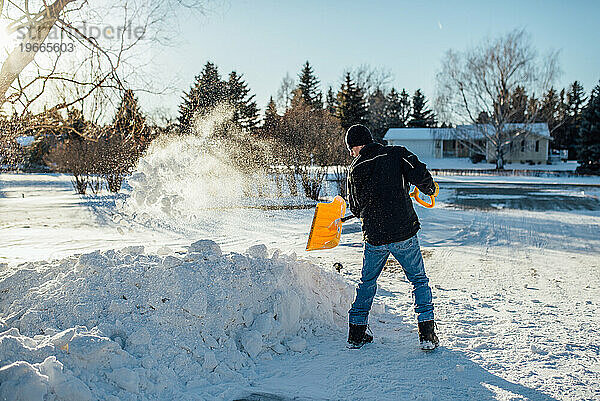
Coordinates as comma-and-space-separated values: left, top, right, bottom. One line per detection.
0, 240, 354, 400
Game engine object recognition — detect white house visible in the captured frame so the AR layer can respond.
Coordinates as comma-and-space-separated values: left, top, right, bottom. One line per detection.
383, 123, 551, 163
383, 128, 453, 159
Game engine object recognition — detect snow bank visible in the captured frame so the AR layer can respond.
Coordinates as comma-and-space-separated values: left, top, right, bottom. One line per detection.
0, 240, 353, 400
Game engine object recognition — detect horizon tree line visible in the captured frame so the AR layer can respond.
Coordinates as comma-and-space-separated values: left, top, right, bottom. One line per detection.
2, 50, 599, 194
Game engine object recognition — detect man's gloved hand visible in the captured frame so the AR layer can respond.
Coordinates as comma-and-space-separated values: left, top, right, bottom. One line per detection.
423, 182, 440, 197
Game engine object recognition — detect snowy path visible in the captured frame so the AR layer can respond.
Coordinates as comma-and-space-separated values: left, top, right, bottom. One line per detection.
1, 173, 600, 400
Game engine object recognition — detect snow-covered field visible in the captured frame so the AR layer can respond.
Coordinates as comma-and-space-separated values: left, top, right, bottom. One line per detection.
1, 164, 599, 400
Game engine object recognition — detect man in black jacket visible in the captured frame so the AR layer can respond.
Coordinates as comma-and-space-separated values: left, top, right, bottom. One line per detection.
345, 124, 439, 350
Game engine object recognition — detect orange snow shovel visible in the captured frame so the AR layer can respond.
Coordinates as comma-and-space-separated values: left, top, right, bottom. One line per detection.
306, 182, 439, 251
305, 196, 347, 251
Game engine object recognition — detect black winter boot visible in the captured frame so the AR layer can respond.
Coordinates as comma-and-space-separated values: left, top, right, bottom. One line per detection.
347, 323, 373, 349
418, 320, 439, 350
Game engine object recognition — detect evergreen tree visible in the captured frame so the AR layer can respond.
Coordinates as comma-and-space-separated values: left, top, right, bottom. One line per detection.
366, 88, 388, 141
261, 97, 279, 138
385, 88, 411, 128
548, 88, 568, 153
567, 81, 586, 117
336, 72, 368, 130
178, 61, 227, 134
508, 86, 528, 122
178, 62, 260, 135
557, 88, 569, 131
399, 89, 412, 125
102, 89, 148, 192
325, 86, 336, 115
227, 71, 260, 131
551, 82, 587, 158
408, 89, 436, 127
527, 96, 540, 120
113, 89, 148, 148
565, 81, 587, 158
576, 82, 600, 174
539, 87, 560, 129
297, 61, 323, 111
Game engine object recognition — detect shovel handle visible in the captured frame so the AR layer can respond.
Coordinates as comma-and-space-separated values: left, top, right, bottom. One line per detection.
409, 182, 439, 209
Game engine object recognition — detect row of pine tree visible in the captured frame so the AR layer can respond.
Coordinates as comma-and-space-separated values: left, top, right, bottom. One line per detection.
178, 61, 437, 142
176, 60, 599, 172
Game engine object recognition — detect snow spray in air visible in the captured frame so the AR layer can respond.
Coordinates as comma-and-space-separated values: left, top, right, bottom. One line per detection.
118, 105, 266, 228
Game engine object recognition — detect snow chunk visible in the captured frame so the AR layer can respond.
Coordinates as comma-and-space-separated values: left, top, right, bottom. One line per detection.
274, 290, 301, 332
202, 351, 218, 372
270, 343, 286, 354
120, 245, 145, 255
202, 332, 219, 349
246, 244, 268, 259
162, 255, 182, 268
240, 330, 263, 358
48, 327, 77, 349
38, 357, 93, 401
0, 361, 48, 401
188, 239, 222, 258
251, 313, 274, 336
107, 367, 140, 393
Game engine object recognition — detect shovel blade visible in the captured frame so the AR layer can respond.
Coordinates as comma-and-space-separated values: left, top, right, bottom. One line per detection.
306, 196, 346, 251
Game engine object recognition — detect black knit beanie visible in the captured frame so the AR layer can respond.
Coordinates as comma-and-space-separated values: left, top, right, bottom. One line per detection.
345, 124, 373, 150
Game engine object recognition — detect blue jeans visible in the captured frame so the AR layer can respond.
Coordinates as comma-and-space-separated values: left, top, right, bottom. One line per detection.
348, 235, 434, 325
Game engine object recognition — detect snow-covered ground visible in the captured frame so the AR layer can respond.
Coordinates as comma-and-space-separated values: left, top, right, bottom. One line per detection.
1, 165, 599, 400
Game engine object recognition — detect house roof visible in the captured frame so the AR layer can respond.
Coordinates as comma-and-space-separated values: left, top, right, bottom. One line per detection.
383, 123, 551, 141
456, 123, 551, 139
383, 128, 454, 141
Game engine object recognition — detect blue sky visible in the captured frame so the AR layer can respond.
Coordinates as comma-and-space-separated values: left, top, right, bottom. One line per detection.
146, 0, 600, 118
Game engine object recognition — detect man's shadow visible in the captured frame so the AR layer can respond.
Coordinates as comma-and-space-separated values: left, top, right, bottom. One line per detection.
236, 314, 559, 401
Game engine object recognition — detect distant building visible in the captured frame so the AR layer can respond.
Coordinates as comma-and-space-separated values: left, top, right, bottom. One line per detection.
383, 123, 551, 164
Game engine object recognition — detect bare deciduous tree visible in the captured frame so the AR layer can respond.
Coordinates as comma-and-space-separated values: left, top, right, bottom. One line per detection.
0, 0, 209, 168
346, 64, 393, 98
0, 0, 209, 119
45, 134, 97, 194
272, 90, 345, 200
435, 29, 560, 168
276, 72, 295, 112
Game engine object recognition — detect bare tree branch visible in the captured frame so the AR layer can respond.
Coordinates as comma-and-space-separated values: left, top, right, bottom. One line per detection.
435, 29, 559, 168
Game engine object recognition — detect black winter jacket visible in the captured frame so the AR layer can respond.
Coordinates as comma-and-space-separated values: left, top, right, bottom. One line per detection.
347, 143, 436, 246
